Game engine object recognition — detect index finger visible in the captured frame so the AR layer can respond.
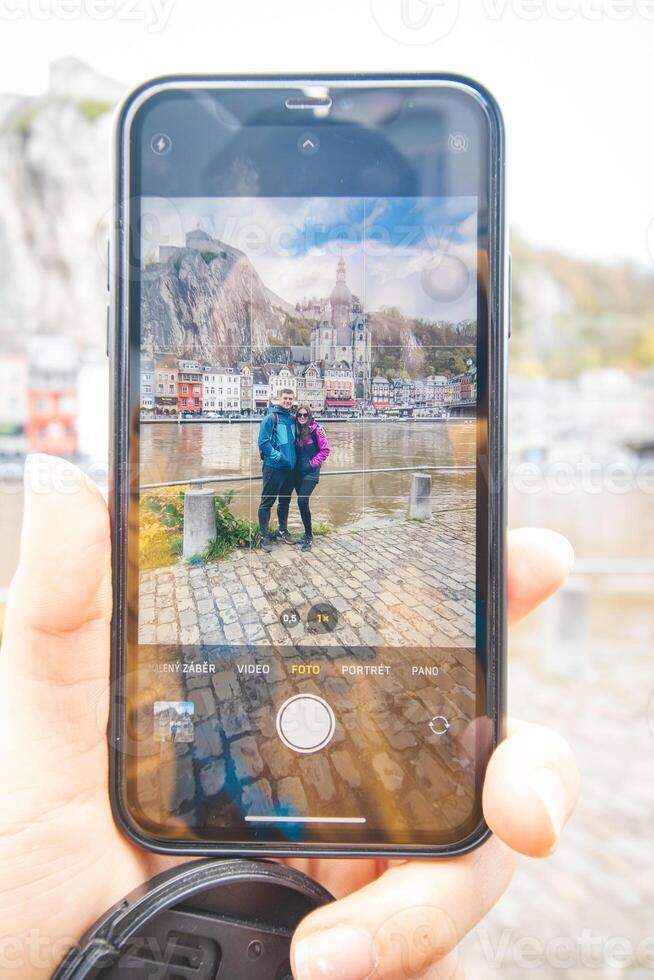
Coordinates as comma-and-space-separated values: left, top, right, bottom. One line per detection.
508, 527, 574, 625
483, 720, 580, 858
291, 836, 515, 980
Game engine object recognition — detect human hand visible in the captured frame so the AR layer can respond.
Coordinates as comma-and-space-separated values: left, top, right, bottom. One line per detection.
0, 456, 579, 978
290, 527, 579, 979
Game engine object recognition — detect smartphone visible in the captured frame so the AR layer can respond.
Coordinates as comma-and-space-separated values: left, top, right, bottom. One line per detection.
109, 74, 507, 858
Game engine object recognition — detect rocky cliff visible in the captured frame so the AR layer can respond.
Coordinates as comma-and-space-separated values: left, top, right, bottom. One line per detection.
141, 241, 294, 363
4, 59, 650, 376
0, 58, 122, 349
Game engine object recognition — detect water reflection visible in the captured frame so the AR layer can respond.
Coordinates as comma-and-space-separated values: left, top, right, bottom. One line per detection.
139, 420, 478, 529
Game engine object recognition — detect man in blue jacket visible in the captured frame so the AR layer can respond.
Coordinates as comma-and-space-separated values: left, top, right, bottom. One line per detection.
257, 388, 297, 552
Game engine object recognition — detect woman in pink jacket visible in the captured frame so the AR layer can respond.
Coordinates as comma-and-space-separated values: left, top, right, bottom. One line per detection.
293, 405, 330, 551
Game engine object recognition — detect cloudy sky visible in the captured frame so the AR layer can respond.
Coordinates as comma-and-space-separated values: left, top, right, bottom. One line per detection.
1, 1, 653, 266
144, 194, 478, 322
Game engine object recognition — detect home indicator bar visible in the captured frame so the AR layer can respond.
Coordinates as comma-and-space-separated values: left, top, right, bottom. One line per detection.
245, 816, 367, 824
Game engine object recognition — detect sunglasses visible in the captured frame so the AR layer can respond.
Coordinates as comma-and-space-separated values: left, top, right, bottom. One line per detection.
297, 412, 309, 418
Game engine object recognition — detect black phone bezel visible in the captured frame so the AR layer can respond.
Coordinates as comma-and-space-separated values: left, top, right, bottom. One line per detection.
108, 73, 507, 859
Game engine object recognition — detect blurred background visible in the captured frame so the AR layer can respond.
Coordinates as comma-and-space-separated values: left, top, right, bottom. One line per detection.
0, 3, 653, 976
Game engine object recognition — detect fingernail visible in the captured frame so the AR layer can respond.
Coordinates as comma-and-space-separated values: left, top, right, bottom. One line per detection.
529, 766, 568, 848
293, 927, 376, 980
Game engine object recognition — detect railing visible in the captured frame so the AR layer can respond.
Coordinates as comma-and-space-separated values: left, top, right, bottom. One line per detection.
140, 464, 475, 491
541, 558, 654, 680
570, 559, 654, 576
177, 468, 467, 557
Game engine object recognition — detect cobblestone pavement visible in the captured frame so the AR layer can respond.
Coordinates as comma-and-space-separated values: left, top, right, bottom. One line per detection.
132, 638, 479, 844
139, 508, 476, 650
133, 509, 480, 841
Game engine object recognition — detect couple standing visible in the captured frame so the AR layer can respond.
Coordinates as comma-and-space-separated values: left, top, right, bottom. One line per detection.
257, 388, 330, 553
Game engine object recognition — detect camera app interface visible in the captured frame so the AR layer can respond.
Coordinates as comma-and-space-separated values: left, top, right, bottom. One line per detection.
129, 193, 481, 846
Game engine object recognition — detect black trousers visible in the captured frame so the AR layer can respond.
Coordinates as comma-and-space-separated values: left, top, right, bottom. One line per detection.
295, 470, 319, 537
258, 465, 295, 536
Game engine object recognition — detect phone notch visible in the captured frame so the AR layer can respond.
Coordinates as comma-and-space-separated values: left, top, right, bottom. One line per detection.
285, 96, 332, 110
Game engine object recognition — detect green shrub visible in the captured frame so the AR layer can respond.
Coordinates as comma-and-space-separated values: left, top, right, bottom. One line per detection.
76, 99, 113, 122
312, 520, 335, 537
15, 109, 35, 136
139, 487, 185, 570
203, 489, 261, 561
139, 486, 333, 569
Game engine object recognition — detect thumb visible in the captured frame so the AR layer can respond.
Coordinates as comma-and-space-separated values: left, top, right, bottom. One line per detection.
483, 721, 580, 858
1, 454, 112, 756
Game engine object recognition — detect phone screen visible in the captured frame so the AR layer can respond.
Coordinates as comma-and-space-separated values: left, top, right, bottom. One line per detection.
115, 80, 503, 852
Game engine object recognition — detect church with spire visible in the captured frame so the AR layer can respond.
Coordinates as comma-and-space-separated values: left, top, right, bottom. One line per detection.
307, 255, 372, 401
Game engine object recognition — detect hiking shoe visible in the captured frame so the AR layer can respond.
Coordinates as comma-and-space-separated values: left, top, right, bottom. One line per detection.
301, 536, 313, 552
278, 530, 295, 545
261, 537, 272, 553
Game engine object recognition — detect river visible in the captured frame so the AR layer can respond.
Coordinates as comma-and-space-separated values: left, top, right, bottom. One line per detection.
1, 420, 652, 600
139, 419, 478, 530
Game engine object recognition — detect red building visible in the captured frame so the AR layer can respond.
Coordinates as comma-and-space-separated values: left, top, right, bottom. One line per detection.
26, 337, 78, 456
459, 372, 475, 402
177, 360, 203, 414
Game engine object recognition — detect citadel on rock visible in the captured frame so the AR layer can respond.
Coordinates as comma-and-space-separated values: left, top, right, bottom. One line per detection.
140, 230, 476, 419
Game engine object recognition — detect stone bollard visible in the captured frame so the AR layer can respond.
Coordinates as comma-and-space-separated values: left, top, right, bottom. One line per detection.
540, 576, 591, 680
182, 488, 216, 559
408, 472, 432, 520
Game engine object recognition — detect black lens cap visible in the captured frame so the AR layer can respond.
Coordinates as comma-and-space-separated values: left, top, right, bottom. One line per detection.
53, 858, 334, 979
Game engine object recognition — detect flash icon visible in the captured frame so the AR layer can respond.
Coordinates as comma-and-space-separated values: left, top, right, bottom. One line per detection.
150, 133, 172, 156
